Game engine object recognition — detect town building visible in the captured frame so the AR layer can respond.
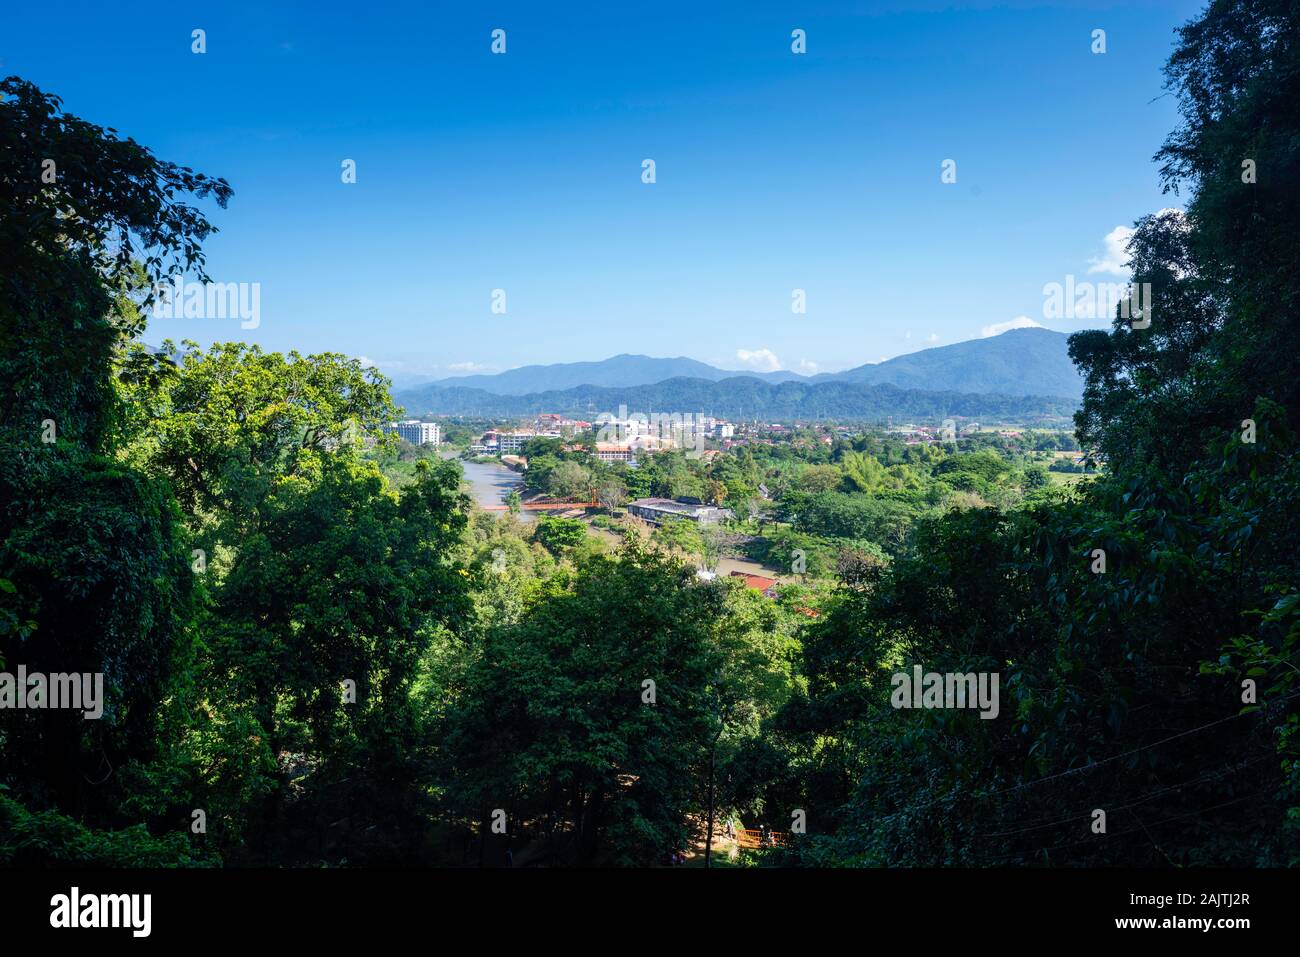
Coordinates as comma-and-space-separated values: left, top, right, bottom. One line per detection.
386, 420, 441, 445
497, 430, 561, 454
628, 433, 675, 452
728, 571, 779, 597
594, 443, 633, 463
627, 497, 732, 526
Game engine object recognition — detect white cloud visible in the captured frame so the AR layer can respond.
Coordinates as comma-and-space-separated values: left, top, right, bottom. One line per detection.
1087, 225, 1135, 276
1086, 208, 1186, 277
447, 361, 490, 374
356, 355, 379, 368
926, 333, 939, 344
735, 348, 782, 372
981, 316, 1044, 338
795, 358, 818, 375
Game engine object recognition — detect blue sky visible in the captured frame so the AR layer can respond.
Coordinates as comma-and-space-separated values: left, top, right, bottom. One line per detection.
4, 0, 1200, 380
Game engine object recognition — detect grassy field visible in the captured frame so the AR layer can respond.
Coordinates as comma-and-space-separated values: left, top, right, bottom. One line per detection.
1048, 470, 1095, 486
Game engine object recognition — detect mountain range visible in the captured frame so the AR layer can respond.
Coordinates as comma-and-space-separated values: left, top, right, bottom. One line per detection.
401, 354, 806, 394
391, 328, 1084, 422
807, 328, 1082, 397
394, 378, 1077, 424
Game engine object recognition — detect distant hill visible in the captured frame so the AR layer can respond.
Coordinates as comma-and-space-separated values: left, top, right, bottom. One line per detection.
426, 353, 804, 395
411, 329, 1082, 400
817, 328, 1083, 399
393, 376, 1077, 424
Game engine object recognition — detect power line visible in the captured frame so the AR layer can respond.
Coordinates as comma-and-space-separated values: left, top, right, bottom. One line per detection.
877, 689, 1299, 819
979, 751, 1274, 839
993, 790, 1273, 864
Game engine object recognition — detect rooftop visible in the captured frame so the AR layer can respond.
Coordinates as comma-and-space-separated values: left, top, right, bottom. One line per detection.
628, 497, 730, 518
729, 571, 779, 591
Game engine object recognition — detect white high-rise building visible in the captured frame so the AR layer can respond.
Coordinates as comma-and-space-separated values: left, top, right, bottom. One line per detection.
386, 420, 441, 445
497, 430, 561, 454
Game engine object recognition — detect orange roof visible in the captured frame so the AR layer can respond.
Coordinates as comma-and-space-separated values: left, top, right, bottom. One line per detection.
729, 571, 778, 591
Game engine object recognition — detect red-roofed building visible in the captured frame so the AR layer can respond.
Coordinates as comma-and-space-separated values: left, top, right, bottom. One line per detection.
729, 571, 779, 598
595, 443, 633, 462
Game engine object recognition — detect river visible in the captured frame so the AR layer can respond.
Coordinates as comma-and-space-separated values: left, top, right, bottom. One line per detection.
442, 452, 533, 522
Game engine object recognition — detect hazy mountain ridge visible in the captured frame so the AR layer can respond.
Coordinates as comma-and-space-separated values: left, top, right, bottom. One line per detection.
393, 375, 1078, 423
816, 329, 1083, 397
424, 353, 805, 394
412, 328, 1082, 401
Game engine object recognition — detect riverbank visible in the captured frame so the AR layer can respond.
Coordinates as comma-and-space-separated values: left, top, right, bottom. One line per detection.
442, 451, 531, 518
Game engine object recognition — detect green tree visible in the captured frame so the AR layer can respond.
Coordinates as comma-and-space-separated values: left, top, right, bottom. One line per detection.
115, 338, 474, 859
534, 516, 587, 554
799, 464, 843, 493
440, 538, 722, 865
0, 77, 224, 851
548, 460, 593, 501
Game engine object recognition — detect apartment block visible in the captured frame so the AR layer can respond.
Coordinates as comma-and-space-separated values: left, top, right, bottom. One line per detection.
386, 420, 441, 445
496, 430, 561, 454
